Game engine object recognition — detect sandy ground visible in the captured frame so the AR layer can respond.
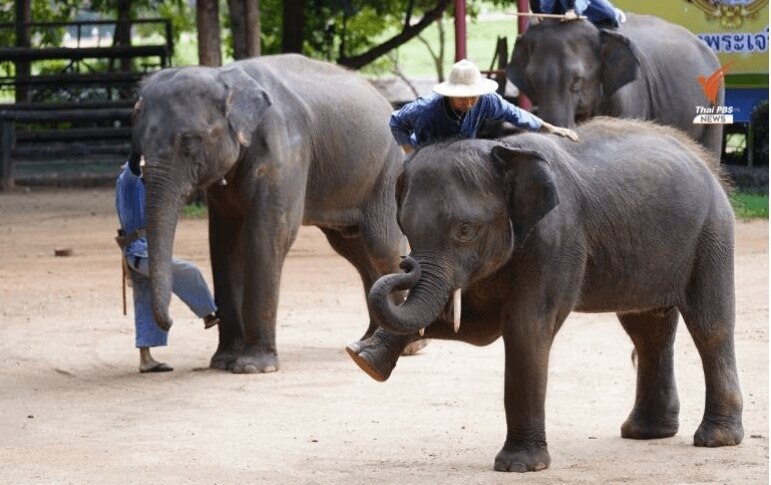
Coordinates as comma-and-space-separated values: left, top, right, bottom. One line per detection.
0, 188, 767, 484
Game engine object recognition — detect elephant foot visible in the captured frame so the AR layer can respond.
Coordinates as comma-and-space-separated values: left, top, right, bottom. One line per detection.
346, 340, 396, 382
346, 333, 409, 382
231, 347, 280, 374
401, 338, 430, 356
210, 350, 238, 371
493, 445, 551, 473
621, 409, 679, 440
693, 417, 743, 447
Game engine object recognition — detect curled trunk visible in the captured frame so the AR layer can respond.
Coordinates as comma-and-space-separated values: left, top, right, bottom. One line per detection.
368, 255, 454, 335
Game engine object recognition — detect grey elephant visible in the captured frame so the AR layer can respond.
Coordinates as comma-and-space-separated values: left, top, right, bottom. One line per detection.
132, 54, 405, 373
347, 117, 743, 472
507, 14, 723, 155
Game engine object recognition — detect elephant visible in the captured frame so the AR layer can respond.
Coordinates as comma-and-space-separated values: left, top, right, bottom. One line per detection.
132, 54, 407, 373
347, 117, 743, 472
506, 13, 724, 156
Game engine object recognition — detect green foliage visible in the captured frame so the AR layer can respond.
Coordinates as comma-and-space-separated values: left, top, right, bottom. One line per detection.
257, 0, 512, 65
0, 0, 191, 79
181, 202, 208, 219
730, 191, 769, 219
0, 0, 79, 77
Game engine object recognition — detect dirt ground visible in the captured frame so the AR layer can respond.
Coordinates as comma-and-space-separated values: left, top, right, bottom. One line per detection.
0, 187, 767, 484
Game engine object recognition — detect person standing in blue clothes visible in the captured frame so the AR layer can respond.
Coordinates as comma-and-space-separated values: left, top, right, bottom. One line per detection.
529, 0, 626, 27
389, 59, 578, 154
115, 153, 219, 373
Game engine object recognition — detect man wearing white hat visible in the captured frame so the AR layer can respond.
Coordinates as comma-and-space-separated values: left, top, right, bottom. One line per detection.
390, 59, 578, 153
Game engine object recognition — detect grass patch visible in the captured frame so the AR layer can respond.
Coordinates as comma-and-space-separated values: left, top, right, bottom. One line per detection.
730, 191, 768, 219
181, 202, 208, 219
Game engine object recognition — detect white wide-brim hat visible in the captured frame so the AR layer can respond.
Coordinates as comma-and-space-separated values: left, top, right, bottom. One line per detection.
433, 59, 499, 97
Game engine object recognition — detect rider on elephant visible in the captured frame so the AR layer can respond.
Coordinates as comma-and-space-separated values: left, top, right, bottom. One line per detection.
389, 59, 579, 154
529, 0, 626, 27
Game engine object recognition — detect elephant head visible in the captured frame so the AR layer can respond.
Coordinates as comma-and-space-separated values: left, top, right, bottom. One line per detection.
507, 19, 640, 127
132, 65, 272, 329
368, 139, 559, 335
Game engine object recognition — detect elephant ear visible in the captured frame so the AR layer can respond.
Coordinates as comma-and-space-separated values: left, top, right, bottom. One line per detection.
491, 145, 559, 247
218, 67, 272, 147
599, 29, 641, 97
507, 35, 534, 101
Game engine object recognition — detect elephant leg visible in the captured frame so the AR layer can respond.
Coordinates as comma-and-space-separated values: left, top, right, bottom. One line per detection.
231, 183, 303, 374
680, 250, 743, 447
207, 190, 245, 371
494, 311, 555, 473
618, 307, 680, 439
320, 227, 391, 340
321, 227, 424, 381
347, 314, 502, 382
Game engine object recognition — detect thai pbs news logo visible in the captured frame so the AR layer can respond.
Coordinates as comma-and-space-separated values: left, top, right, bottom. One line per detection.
693, 62, 734, 125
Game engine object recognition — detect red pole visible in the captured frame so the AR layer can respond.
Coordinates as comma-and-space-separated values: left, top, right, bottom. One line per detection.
454, 0, 466, 61
516, 0, 532, 111
517, 0, 529, 35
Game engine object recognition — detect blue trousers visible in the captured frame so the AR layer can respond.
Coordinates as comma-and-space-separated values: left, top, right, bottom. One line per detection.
127, 256, 217, 348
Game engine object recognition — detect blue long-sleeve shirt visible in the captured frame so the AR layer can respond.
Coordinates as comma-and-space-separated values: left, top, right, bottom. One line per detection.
115, 163, 148, 259
531, 0, 621, 26
389, 92, 543, 148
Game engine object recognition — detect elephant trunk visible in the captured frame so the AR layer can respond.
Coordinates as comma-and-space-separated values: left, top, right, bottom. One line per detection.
537, 100, 577, 129
368, 254, 455, 335
144, 173, 187, 331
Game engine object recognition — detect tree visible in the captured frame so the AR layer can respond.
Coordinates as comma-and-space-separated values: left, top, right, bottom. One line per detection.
227, 0, 260, 59
196, 0, 221, 66
112, 0, 132, 72
282, 0, 304, 53
259, 0, 506, 71
335, 0, 452, 70
14, 0, 31, 102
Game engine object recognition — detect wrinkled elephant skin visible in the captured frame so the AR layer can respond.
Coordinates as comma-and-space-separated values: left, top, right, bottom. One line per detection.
353, 118, 743, 472
132, 54, 404, 374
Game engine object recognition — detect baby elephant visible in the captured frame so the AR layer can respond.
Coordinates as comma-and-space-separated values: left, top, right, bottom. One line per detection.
348, 117, 743, 472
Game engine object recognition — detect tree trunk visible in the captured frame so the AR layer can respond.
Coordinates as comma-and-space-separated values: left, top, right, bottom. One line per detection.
228, 0, 260, 59
113, 0, 133, 73
245, 0, 261, 57
197, 0, 222, 66
282, 0, 304, 53
14, 0, 31, 103
227, 0, 247, 59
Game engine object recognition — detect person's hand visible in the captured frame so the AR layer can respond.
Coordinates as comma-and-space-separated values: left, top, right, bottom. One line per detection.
402, 144, 414, 155
562, 9, 579, 22
541, 122, 579, 142
553, 126, 579, 142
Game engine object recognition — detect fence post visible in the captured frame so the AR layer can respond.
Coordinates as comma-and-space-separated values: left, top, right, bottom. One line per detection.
1, 118, 15, 191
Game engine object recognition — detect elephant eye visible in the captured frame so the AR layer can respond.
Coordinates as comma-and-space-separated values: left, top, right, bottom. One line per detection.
454, 222, 479, 244
179, 133, 202, 156
570, 77, 583, 93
